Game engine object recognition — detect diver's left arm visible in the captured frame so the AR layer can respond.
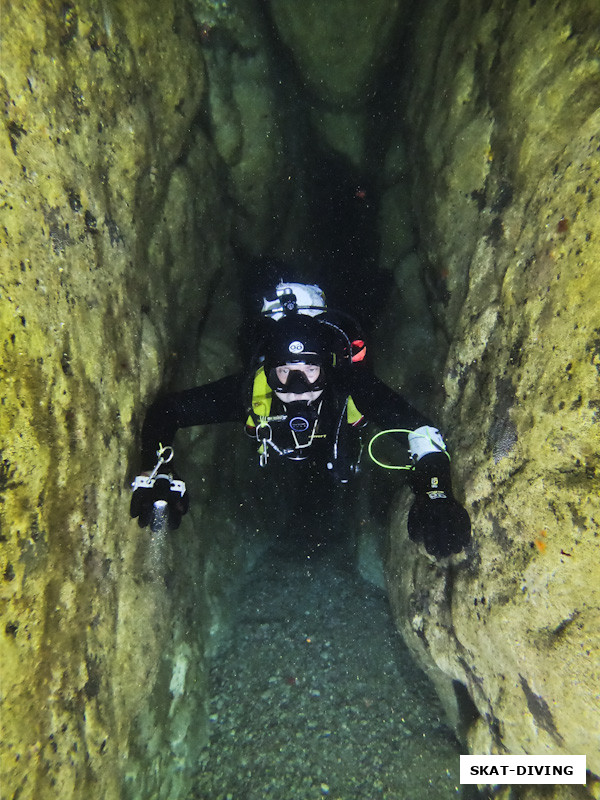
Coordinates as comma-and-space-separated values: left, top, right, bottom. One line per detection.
349, 371, 471, 558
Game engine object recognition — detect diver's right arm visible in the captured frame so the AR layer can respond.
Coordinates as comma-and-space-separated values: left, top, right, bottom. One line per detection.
130, 373, 246, 529
139, 373, 246, 468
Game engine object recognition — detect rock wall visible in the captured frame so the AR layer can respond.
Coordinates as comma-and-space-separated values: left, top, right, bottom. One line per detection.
0, 2, 264, 798
191, 0, 299, 256
4, 0, 600, 797
386, 2, 600, 797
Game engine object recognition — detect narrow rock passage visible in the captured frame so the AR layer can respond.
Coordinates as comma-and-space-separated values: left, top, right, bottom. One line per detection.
192, 541, 463, 799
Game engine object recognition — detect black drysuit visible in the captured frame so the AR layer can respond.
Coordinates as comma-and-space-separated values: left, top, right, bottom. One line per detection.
140, 368, 433, 473
133, 367, 471, 557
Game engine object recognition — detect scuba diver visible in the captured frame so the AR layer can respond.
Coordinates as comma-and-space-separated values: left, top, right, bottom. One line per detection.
130, 282, 471, 558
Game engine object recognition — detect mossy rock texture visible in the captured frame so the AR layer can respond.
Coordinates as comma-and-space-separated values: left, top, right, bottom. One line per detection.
2, 0, 600, 798
0, 2, 246, 798
386, 2, 600, 795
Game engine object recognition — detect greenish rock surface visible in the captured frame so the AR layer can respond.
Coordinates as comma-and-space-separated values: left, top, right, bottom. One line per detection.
385, 3, 600, 797
268, 0, 408, 107
0, 2, 254, 799
193, 0, 294, 255
309, 107, 366, 169
2, 0, 600, 798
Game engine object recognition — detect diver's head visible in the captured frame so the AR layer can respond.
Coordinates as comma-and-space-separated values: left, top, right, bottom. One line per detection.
263, 315, 330, 396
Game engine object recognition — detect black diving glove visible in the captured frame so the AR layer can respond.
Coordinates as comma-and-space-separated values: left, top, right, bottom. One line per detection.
130, 470, 189, 531
408, 451, 471, 558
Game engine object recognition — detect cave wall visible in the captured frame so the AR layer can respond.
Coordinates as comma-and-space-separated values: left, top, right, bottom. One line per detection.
3, 0, 600, 797
268, 0, 600, 794
385, 2, 600, 796
0, 1, 283, 798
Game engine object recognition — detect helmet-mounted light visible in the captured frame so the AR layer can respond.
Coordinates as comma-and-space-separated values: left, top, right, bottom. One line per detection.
261, 282, 326, 320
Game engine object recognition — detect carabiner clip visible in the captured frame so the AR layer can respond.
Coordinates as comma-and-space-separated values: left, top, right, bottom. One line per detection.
148, 443, 175, 480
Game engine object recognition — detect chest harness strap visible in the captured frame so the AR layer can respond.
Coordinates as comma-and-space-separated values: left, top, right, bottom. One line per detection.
246, 366, 364, 467
253, 399, 325, 466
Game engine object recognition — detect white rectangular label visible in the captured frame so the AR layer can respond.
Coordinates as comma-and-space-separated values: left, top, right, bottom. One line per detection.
460, 755, 586, 784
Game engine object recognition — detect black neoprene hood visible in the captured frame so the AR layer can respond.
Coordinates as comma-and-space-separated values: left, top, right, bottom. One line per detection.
262, 315, 332, 371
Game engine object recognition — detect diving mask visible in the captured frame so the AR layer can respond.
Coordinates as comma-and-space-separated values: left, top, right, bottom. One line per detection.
268, 362, 325, 394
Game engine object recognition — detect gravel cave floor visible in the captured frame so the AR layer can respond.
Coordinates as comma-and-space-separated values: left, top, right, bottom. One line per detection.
191, 532, 467, 800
